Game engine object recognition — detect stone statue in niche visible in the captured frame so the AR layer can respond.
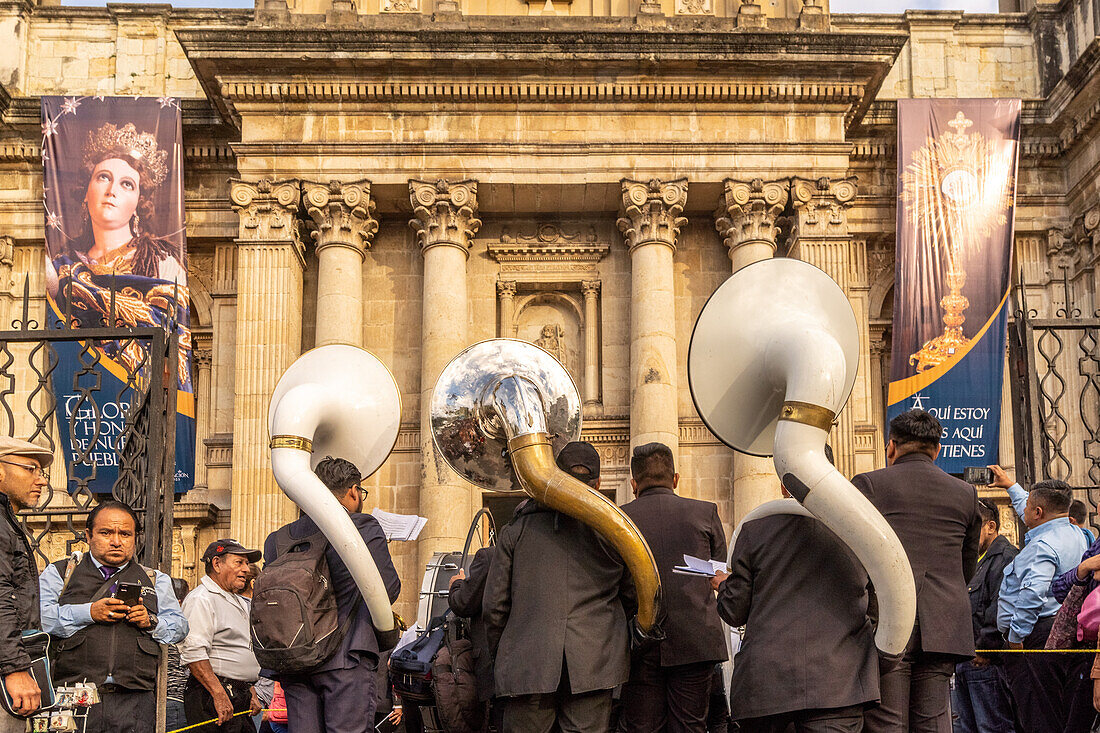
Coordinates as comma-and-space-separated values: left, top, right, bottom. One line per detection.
516, 298, 581, 383
536, 324, 566, 364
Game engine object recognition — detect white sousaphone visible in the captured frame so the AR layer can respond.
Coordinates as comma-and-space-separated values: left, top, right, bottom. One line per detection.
688, 258, 916, 656
268, 344, 402, 636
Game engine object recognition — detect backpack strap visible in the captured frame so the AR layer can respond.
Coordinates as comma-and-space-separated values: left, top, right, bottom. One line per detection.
273, 526, 329, 558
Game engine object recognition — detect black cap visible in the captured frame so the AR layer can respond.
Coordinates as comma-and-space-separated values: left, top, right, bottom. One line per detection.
556, 441, 600, 483
201, 538, 261, 564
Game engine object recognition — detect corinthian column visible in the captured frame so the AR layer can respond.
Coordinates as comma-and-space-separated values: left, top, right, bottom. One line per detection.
303, 180, 378, 347
715, 178, 790, 522
410, 179, 481, 565
618, 178, 686, 456
788, 176, 864, 479
228, 179, 304, 549
496, 280, 517, 337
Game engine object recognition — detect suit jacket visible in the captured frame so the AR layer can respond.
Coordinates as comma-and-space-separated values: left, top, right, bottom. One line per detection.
852, 452, 982, 659
447, 546, 494, 700
969, 534, 1018, 651
263, 512, 401, 674
620, 485, 728, 666
717, 514, 879, 720
483, 501, 634, 696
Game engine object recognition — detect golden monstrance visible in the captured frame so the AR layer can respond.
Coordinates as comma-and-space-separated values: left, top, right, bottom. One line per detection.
903, 111, 1013, 373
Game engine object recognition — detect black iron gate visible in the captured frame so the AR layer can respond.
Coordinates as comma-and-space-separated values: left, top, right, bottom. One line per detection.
0, 279, 177, 573
1008, 282, 1100, 531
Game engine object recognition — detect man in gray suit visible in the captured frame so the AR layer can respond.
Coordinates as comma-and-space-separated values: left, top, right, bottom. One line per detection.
483, 441, 634, 733
853, 409, 982, 732
618, 442, 728, 733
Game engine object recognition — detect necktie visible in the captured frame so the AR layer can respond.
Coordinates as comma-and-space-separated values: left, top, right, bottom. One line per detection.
101, 566, 118, 595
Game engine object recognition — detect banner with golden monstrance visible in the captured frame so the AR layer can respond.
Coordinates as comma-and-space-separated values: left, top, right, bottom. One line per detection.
887, 99, 1020, 474
41, 96, 195, 494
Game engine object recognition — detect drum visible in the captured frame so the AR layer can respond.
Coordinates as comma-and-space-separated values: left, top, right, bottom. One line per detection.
416, 551, 463, 630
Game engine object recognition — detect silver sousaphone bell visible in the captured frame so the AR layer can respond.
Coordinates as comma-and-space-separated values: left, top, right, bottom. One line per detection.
430, 339, 663, 635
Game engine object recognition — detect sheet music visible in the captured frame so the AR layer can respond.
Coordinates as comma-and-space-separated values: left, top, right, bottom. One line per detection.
371, 508, 428, 542
672, 554, 729, 577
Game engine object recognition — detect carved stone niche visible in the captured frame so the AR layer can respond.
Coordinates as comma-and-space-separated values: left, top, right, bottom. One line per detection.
488, 224, 611, 407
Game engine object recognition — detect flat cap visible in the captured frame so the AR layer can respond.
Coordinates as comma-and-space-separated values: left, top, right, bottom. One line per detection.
0, 436, 53, 468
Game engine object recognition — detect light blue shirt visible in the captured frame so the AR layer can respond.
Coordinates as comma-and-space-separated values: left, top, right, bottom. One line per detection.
1007, 482, 1028, 520
997, 517, 1087, 643
39, 553, 188, 645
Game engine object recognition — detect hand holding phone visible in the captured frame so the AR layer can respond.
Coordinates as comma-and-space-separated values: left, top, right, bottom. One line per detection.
112, 582, 142, 608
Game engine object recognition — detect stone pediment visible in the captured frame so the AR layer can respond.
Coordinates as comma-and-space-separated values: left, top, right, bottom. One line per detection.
489, 224, 609, 284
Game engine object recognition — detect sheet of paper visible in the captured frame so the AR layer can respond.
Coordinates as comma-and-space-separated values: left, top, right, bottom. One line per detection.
372, 507, 429, 542
672, 554, 729, 577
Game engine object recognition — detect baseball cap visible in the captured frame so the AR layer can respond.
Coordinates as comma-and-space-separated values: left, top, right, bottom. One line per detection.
0, 436, 53, 469
201, 538, 261, 564
555, 441, 600, 482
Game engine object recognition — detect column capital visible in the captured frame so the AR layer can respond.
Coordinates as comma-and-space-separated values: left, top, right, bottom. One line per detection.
581, 280, 601, 297
302, 179, 378, 256
409, 179, 481, 255
496, 280, 517, 297
789, 176, 858, 238
617, 178, 688, 253
715, 178, 790, 255
229, 178, 302, 248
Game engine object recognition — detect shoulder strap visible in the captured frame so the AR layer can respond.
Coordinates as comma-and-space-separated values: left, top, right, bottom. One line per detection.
59, 551, 83, 596
138, 565, 157, 585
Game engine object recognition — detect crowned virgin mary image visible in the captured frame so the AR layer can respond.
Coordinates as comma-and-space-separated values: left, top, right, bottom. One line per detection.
44, 118, 192, 391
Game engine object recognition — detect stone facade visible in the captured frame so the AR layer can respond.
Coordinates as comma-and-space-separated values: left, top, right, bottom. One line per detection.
1, 0, 1098, 612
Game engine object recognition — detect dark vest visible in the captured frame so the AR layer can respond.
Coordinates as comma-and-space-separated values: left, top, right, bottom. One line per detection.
50, 555, 161, 690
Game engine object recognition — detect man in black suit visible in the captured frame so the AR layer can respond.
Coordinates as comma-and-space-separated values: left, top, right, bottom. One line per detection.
448, 546, 496, 723
951, 499, 1017, 733
712, 505, 878, 732
483, 441, 634, 733
618, 441, 728, 733
263, 457, 401, 733
853, 409, 982, 733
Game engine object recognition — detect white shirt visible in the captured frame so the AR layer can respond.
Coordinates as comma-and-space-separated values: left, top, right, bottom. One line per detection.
179, 575, 260, 682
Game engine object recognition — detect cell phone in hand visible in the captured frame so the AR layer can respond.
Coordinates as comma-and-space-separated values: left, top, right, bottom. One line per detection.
112, 582, 142, 607
963, 466, 994, 486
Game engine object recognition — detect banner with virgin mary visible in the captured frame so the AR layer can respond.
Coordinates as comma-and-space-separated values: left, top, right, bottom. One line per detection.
41, 96, 195, 494
887, 99, 1020, 474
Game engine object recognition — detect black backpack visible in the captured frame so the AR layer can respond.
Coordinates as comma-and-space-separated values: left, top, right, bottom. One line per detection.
250, 527, 351, 674
389, 612, 451, 704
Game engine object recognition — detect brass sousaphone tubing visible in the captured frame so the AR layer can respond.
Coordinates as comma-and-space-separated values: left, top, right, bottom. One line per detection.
431, 339, 662, 634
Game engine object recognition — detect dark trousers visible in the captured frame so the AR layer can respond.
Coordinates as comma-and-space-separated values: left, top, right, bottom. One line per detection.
282, 662, 378, 733
184, 676, 257, 733
83, 687, 155, 733
736, 704, 865, 733
618, 651, 716, 733
504, 687, 614, 733
705, 665, 731, 733
950, 659, 1014, 733
863, 627, 955, 733
1001, 616, 1095, 733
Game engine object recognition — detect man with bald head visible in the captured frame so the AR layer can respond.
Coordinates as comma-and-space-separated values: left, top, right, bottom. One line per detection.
0, 436, 52, 730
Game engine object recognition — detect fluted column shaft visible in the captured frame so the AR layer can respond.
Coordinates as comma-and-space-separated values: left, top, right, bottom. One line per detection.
788, 176, 864, 478
716, 178, 790, 521
619, 179, 686, 456
411, 179, 481, 566
228, 179, 304, 549
582, 280, 601, 406
303, 180, 378, 348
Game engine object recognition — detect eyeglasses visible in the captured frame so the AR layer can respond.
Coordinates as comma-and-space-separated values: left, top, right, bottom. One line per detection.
0, 460, 48, 482
356, 485, 368, 500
